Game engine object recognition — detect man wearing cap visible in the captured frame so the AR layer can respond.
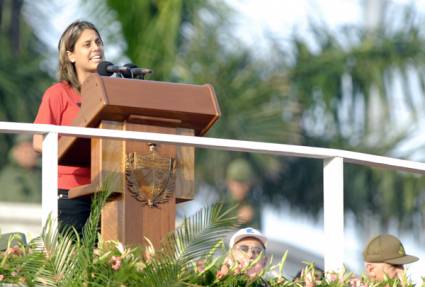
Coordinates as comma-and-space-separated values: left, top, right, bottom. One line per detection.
217, 227, 268, 279
363, 234, 419, 282
224, 159, 262, 228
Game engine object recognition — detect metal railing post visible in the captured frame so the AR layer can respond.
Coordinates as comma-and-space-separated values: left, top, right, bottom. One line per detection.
323, 156, 344, 272
41, 132, 58, 229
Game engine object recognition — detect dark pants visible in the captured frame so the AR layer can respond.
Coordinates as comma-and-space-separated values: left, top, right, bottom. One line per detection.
58, 189, 92, 238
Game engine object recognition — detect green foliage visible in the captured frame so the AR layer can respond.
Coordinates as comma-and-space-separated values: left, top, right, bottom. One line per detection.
0, 229, 421, 287
270, 17, 425, 227
0, 0, 52, 192
103, 0, 216, 81
0, 179, 240, 286
174, 4, 300, 184
0, 0, 52, 122
289, 23, 425, 140
0, 176, 419, 285
161, 204, 237, 263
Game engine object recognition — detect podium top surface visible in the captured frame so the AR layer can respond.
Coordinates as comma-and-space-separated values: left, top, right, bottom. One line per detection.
58, 75, 220, 166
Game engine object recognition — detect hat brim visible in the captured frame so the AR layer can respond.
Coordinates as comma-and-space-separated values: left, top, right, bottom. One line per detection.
232, 234, 267, 248
385, 255, 419, 265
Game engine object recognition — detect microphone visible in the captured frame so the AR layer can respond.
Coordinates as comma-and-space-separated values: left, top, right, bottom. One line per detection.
121, 63, 138, 78
97, 61, 152, 79
122, 63, 152, 79
97, 61, 129, 76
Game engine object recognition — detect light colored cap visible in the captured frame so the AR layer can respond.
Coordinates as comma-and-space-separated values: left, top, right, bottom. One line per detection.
229, 227, 267, 249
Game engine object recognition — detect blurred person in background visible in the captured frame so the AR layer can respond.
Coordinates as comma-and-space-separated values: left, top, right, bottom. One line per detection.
0, 134, 41, 202
225, 158, 262, 228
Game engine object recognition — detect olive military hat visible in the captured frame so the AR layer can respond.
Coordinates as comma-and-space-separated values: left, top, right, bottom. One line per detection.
363, 234, 419, 265
226, 159, 254, 182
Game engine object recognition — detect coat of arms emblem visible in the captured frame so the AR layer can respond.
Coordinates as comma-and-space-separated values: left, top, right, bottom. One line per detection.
125, 144, 176, 207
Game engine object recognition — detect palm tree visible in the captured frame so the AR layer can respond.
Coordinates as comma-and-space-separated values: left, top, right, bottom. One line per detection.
266, 8, 425, 231
0, 1, 51, 167
82, 0, 217, 81
176, 16, 301, 184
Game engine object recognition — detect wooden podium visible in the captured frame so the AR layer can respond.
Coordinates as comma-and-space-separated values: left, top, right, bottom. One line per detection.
58, 74, 220, 247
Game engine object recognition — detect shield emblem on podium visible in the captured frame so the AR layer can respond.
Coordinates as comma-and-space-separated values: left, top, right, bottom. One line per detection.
125, 144, 176, 207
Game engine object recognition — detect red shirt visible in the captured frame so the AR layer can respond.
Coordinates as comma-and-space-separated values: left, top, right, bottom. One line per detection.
34, 81, 90, 189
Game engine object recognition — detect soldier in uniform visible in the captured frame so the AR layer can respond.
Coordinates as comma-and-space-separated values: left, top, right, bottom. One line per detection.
363, 234, 419, 282
224, 158, 262, 229
0, 135, 41, 203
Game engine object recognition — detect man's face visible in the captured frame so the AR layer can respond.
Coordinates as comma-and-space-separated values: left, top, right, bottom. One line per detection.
232, 237, 265, 263
227, 180, 251, 201
231, 237, 266, 277
365, 262, 404, 281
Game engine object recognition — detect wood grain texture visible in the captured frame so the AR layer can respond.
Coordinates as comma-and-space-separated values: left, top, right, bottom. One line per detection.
175, 128, 195, 202
96, 121, 125, 242
122, 123, 176, 247
100, 122, 178, 248
58, 75, 220, 166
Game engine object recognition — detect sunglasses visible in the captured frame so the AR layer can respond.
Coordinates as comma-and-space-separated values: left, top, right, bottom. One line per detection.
236, 245, 264, 256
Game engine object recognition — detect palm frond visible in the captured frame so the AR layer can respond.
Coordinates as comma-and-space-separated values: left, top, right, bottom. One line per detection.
28, 217, 77, 286
162, 204, 237, 264
137, 259, 182, 287
133, 204, 237, 286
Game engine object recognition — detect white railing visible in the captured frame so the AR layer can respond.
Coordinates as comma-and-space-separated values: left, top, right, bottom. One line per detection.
1, 121, 425, 271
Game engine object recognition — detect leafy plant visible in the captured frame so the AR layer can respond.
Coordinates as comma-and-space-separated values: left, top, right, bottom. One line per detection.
0, 215, 421, 286
0, 179, 240, 286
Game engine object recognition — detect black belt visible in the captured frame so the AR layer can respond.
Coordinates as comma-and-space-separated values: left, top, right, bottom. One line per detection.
58, 189, 69, 199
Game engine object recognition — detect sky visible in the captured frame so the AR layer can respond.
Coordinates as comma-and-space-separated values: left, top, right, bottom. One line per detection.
226, 0, 361, 47
25, 0, 425, 283
227, 0, 425, 45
